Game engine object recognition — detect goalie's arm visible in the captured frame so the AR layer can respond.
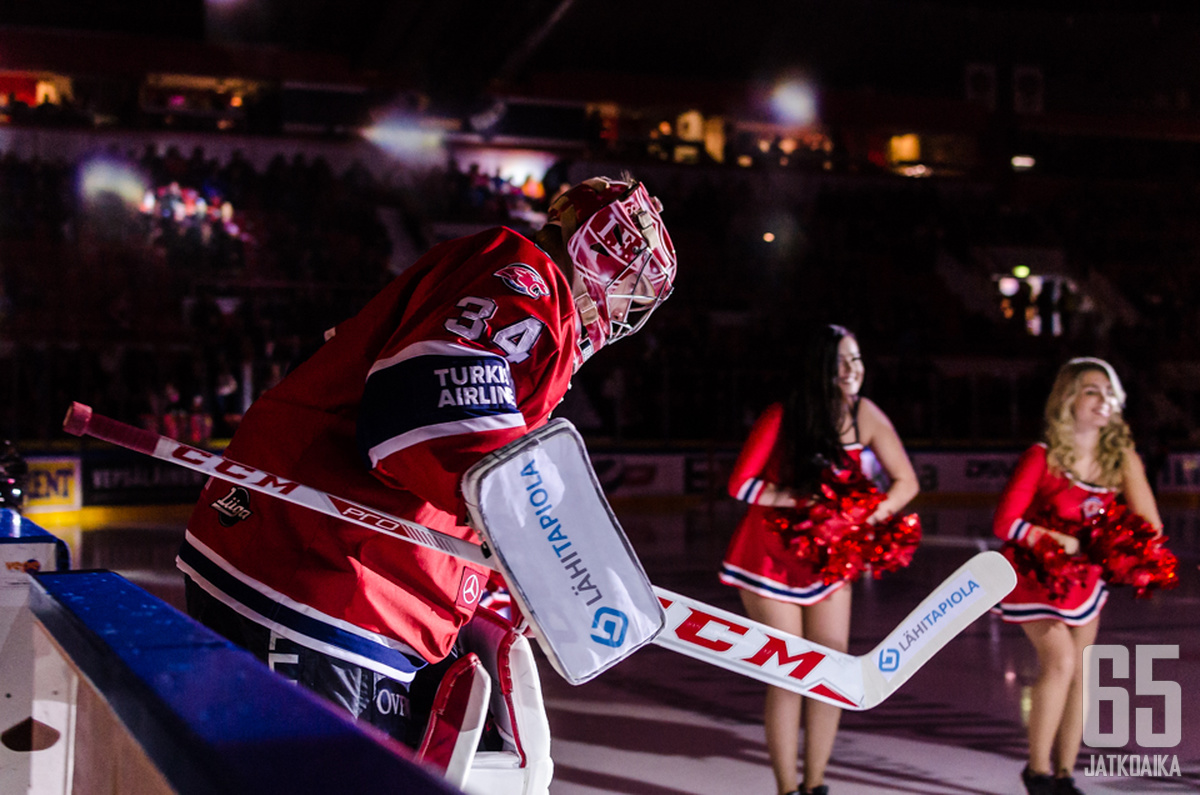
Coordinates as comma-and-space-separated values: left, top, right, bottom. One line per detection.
358, 261, 573, 519
358, 343, 530, 518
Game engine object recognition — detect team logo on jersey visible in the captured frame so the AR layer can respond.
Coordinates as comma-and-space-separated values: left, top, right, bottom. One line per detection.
212, 485, 253, 527
495, 263, 550, 299
1081, 495, 1106, 518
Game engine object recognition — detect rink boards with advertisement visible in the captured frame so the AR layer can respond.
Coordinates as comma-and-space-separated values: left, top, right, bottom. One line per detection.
23, 444, 1200, 516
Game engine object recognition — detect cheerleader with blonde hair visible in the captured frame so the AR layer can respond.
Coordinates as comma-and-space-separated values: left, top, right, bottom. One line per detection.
993, 358, 1163, 795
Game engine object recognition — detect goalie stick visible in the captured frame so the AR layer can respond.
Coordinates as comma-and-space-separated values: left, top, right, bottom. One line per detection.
62, 402, 1015, 710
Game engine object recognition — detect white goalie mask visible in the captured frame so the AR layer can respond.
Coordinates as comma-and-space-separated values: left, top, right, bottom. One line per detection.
547, 178, 676, 362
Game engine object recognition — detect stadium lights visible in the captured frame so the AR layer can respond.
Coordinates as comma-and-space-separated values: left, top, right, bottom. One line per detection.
79, 158, 147, 207
362, 117, 445, 166
1011, 155, 1036, 171
771, 78, 818, 126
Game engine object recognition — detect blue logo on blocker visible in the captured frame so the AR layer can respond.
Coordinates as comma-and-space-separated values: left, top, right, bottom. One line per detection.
878, 648, 900, 672
591, 607, 629, 647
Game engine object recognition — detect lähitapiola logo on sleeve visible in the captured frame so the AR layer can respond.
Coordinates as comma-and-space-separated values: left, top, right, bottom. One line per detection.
1081, 644, 1184, 779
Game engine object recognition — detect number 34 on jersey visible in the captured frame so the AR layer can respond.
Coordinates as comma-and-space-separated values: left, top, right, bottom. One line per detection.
444, 295, 546, 365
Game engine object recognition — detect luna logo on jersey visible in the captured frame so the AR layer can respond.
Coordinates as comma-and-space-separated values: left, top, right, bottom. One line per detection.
495, 263, 550, 299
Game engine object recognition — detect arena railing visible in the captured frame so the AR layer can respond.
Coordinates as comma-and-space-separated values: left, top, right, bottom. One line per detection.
0, 508, 461, 795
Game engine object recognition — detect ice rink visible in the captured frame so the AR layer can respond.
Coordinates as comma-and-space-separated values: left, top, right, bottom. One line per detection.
59, 500, 1200, 795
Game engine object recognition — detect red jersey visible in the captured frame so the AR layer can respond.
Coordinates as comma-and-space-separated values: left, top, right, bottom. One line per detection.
993, 443, 1113, 624
720, 402, 864, 604
179, 228, 578, 679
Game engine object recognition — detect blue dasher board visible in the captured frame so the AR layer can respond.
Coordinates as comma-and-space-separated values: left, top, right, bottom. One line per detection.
29, 570, 463, 795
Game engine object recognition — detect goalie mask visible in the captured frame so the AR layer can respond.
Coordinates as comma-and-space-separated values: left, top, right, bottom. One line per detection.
546, 178, 676, 362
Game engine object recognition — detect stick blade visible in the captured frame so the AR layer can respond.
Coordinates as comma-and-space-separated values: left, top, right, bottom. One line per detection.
860, 550, 1016, 709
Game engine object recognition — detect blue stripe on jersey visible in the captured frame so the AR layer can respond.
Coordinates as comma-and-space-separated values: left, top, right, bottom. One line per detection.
358, 350, 521, 465
178, 539, 424, 679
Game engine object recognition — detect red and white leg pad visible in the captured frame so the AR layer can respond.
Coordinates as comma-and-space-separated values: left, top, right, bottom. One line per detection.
416, 652, 491, 788
459, 607, 553, 795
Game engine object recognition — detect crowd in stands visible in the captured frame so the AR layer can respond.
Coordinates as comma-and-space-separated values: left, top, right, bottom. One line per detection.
1, 140, 1198, 456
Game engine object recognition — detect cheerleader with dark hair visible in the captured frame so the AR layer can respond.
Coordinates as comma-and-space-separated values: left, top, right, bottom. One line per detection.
720, 324, 920, 795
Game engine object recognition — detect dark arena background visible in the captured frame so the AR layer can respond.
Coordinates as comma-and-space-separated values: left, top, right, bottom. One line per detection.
0, 1, 1199, 793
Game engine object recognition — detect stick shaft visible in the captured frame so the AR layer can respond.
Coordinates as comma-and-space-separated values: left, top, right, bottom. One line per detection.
63, 402, 492, 567
63, 402, 1010, 708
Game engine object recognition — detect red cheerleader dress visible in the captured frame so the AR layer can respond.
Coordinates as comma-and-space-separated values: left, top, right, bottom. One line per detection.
992, 443, 1113, 625
719, 402, 866, 605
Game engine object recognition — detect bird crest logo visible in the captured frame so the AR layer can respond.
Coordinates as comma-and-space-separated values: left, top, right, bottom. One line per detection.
495, 263, 550, 299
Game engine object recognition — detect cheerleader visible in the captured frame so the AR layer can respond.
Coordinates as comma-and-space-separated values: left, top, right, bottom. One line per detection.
720, 324, 919, 795
993, 358, 1163, 795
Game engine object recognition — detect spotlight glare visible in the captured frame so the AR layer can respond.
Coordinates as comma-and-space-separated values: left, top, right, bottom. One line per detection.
363, 119, 445, 165
771, 79, 817, 126
80, 158, 147, 206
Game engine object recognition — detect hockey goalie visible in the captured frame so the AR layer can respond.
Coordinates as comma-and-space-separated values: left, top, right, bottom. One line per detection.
171, 176, 676, 778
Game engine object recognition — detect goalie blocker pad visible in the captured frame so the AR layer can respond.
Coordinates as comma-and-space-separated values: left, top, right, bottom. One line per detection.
462, 418, 664, 685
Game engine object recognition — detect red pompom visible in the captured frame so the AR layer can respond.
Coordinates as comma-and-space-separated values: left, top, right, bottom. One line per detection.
1004, 534, 1094, 601
769, 463, 921, 585
1022, 503, 1179, 599
1082, 504, 1179, 598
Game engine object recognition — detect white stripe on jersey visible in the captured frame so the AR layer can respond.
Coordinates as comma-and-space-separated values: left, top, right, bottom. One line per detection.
367, 413, 527, 467
178, 532, 422, 681
367, 339, 494, 379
